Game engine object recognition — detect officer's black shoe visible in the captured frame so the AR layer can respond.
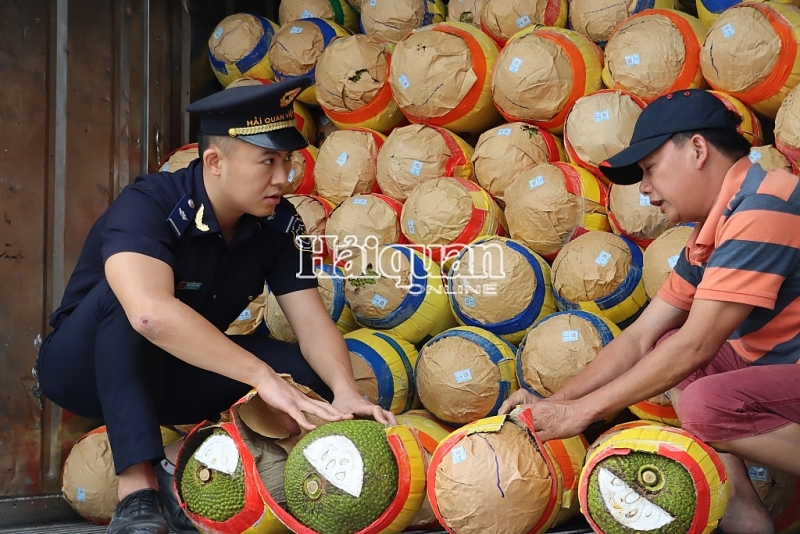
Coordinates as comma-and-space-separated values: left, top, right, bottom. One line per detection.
107, 488, 169, 534
154, 459, 199, 533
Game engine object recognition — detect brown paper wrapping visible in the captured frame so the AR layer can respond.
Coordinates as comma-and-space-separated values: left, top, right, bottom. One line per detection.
268, 20, 325, 78
493, 33, 573, 122
519, 313, 604, 397
315, 129, 380, 204
360, 0, 432, 43
472, 123, 562, 202
286, 195, 329, 239
264, 276, 346, 343
401, 178, 473, 246
609, 183, 673, 240
325, 194, 402, 267
569, 0, 642, 44
232, 405, 289, 506
62, 431, 119, 522
316, 35, 391, 113
377, 124, 458, 201
313, 107, 340, 145
642, 224, 693, 299
224, 289, 268, 336
283, 148, 313, 195
416, 334, 504, 424
433, 421, 551, 534
390, 30, 478, 119
449, 241, 537, 325
480, 0, 557, 42
565, 91, 643, 169
701, 7, 779, 94
446, 0, 488, 27
209, 14, 265, 66
775, 84, 800, 149
551, 232, 632, 302
349, 350, 381, 403
279, 0, 338, 25
605, 14, 688, 100
343, 246, 411, 321
749, 145, 795, 173
746, 463, 799, 519
159, 146, 199, 172
504, 164, 585, 256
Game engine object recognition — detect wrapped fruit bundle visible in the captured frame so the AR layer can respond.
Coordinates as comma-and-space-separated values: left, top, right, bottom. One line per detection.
208, 14, 280, 86
314, 128, 385, 204
746, 463, 800, 533
158, 143, 198, 173
607, 183, 675, 249
285, 194, 335, 261
568, 0, 679, 47
710, 90, 763, 146
480, 0, 568, 46
284, 145, 318, 196
359, 0, 446, 43
642, 224, 694, 300
278, 0, 360, 32
748, 145, 800, 174
775, 83, 800, 163
446, 0, 488, 27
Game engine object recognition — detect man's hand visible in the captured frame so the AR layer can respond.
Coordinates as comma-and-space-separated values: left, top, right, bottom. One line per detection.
499, 390, 593, 442
255, 372, 352, 436
333, 391, 398, 426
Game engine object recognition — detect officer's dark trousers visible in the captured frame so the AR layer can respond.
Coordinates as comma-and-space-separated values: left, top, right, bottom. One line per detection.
37, 280, 332, 474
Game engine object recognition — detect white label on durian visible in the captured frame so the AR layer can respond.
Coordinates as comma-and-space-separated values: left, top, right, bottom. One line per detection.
237, 309, 252, 321
497, 128, 512, 136
722, 23, 735, 38
667, 254, 680, 269
371, 294, 389, 309
625, 53, 640, 67
288, 169, 296, 183
369, 0, 377, 6
516, 14, 532, 28
454, 368, 473, 383
336, 152, 349, 166
748, 465, 769, 481
463, 295, 476, 308
290, 26, 303, 34
194, 434, 240, 475
595, 251, 612, 267
213, 27, 224, 39
562, 330, 580, 342
748, 149, 762, 163
301, 10, 315, 18
451, 445, 467, 464
409, 160, 424, 176
162, 163, 171, 172
529, 175, 544, 189
598, 468, 674, 530
509, 57, 523, 74
320, 114, 331, 125
303, 435, 364, 498
407, 219, 416, 234
398, 74, 411, 90
639, 194, 651, 206
353, 198, 369, 205
76, 487, 87, 502
594, 109, 611, 123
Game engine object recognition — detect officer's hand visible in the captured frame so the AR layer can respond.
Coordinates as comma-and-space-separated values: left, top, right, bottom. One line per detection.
333, 392, 398, 426
255, 373, 351, 435
498, 388, 541, 415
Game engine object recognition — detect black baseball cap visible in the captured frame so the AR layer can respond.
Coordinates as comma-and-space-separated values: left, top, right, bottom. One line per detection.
186, 78, 311, 151
599, 89, 741, 185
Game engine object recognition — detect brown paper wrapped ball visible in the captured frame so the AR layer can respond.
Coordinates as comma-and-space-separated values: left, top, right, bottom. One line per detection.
415, 326, 517, 426
552, 232, 633, 303
563, 89, 646, 180
642, 224, 693, 300
775, 83, 800, 163
603, 10, 707, 103
283, 146, 318, 196
278, 0, 359, 32
748, 145, 798, 174
207, 14, 279, 86
517, 311, 619, 398
158, 144, 199, 172
746, 463, 800, 532
325, 193, 404, 267
504, 162, 609, 260
568, 0, 679, 46
446, 0, 488, 27
472, 123, 565, 203
608, 183, 674, 248
480, 0, 567, 45
376, 124, 475, 202
285, 194, 333, 259
430, 418, 553, 534
225, 288, 268, 336
314, 128, 385, 204
360, 0, 446, 43
312, 107, 340, 145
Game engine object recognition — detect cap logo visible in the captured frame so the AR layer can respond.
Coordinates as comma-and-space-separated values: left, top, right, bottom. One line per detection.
280, 87, 303, 107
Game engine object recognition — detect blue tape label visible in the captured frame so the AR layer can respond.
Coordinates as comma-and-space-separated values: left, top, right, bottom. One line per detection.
398, 74, 411, 90
213, 27, 224, 40
451, 445, 467, 464
722, 23, 735, 39
625, 53, 640, 67
595, 251, 612, 267
594, 109, 611, 122
410, 160, 424, 176
290, 26, 304, 34
454, 368, 473, 383
516, 14, 532, 28
337, 152, 349, 166
497, 127, 512, 136
353, 198, 369, 205
509, 57, 523, 74
371, 294, 389, 309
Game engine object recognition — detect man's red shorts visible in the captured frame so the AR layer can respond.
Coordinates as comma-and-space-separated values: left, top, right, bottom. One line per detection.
660, 330, 800, 443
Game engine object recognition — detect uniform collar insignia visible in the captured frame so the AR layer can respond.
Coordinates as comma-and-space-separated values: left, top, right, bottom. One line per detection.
195, 204, 210, 232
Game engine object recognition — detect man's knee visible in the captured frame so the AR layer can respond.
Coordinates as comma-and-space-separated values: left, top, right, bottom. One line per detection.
673, 378, 734, 440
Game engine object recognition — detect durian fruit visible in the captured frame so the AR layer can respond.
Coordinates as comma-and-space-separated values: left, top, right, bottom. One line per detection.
180, 428, 246, 523
284, 420, 398, 534
580, 423, 730, 534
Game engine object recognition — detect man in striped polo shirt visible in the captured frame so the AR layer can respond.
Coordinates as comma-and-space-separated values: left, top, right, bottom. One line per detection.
500, 89, 800, 533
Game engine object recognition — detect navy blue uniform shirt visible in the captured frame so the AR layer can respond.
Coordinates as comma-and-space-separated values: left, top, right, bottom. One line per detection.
50, 159, 317, 331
